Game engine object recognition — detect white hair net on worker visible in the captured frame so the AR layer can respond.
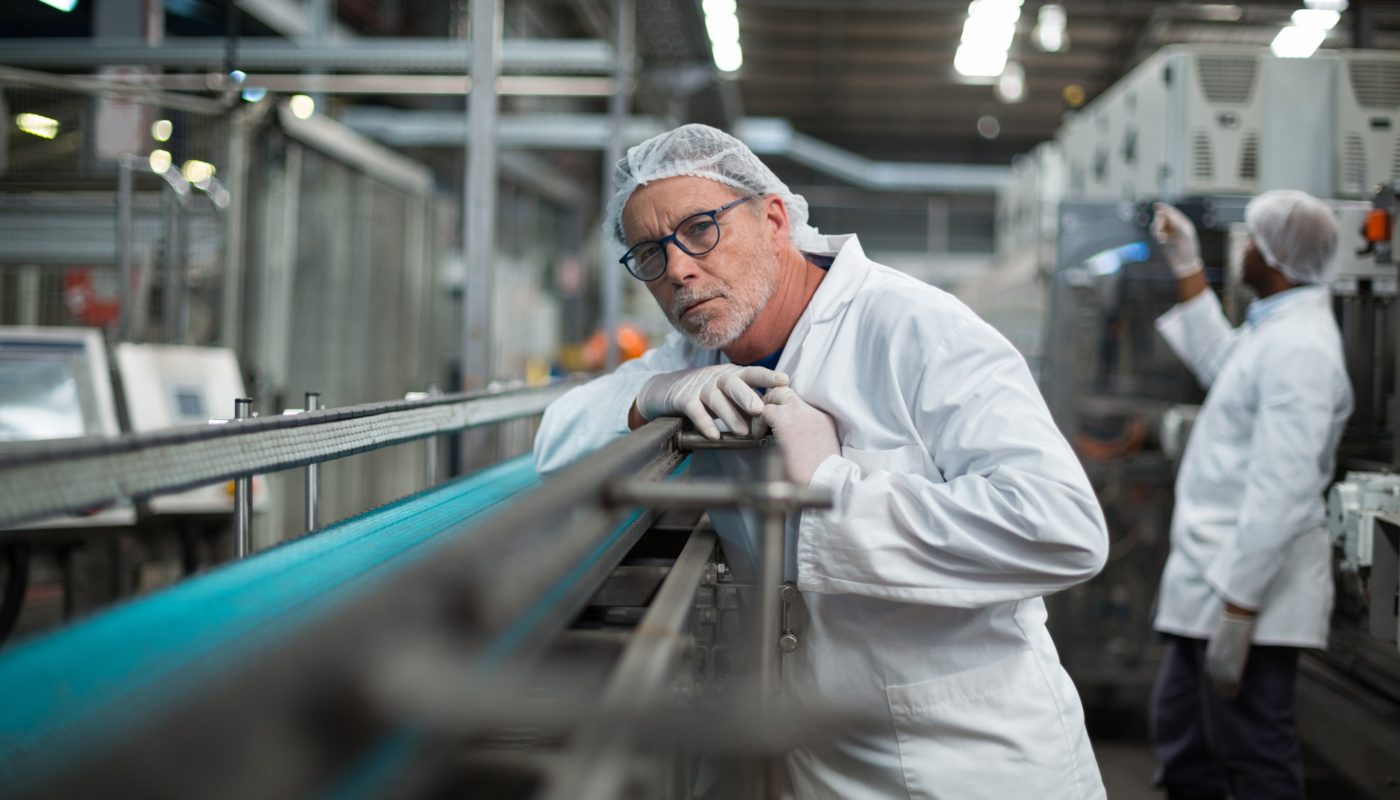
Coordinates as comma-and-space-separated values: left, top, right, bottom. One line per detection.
1244, 190, 1339, 284
604, 123, 826, 252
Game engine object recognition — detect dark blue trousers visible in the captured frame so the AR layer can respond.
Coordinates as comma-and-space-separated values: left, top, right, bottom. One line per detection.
1150, 634, 1304, 800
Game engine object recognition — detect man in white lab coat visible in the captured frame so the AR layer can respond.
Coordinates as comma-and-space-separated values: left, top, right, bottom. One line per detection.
1149, 193, 1353, 800
534, 124, 1109, 799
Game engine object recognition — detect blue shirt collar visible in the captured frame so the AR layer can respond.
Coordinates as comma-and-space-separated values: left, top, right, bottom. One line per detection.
1246, 285, 1318, 328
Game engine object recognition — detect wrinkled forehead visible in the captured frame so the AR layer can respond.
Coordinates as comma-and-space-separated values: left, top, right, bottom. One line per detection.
620, 176, 744, 241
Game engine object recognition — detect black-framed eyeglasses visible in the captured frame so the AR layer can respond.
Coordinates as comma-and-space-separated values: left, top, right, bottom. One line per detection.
619, 196, 754, 282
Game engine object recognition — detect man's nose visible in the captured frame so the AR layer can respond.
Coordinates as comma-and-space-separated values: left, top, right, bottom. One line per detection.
663, 240, 703, 283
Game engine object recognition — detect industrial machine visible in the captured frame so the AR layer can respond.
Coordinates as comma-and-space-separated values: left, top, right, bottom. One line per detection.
1335, 51, 1400, 199
0, 384, 843, 798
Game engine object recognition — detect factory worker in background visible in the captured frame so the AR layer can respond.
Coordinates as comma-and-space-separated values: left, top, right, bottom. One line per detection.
533, 123, 1109, 799
1148, 193, 1353, 800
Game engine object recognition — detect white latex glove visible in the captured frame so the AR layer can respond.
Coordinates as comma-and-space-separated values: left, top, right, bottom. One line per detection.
1151, 202, 1204, 279
635, 364, 789, 440
1204, 610, 1254, 700
759, 386, 840, 486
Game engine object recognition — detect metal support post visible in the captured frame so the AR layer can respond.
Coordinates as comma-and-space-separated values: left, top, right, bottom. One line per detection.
462, 0, 500, 392
233, 397, 253, 558
757, 446, 784, 700
116, 157, 134, 342
161, 185, 181, 344
600, 0, 635, 371
304, 392, 320, 533
426, 384, 441, 486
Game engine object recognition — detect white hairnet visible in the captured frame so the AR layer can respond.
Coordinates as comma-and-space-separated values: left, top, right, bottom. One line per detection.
1244, 190, 1339, 284
605, 123, 826, 252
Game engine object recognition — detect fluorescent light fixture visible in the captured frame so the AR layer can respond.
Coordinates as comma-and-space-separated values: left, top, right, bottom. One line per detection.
1292, 9, 1340, 29
962, 15, 1016, 50
705, 12, 740, 44
967, 0, 1023, 23
149, 149, 173, 174
15, 112, 59, 139
703, 0, 743, 73
289, 94, 316, 119
37, 0, 79, 11
1304, 0, 1347, 11
996, 61, 1026, 103
151, 119, 173, 142
955, 44, 1008, 78
1270, 25, 1326, 58
181, 160, 215, 185
1034, 4, 1067, 52
713, 40, 743, 72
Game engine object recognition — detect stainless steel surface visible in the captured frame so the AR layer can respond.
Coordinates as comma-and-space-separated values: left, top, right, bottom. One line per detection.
304, 392, 320, 533
0, 382, 580, 528
544, 524, 718, 800
234, 397, 253, 559
676, 431, 774, 450
606, 479, 832, 514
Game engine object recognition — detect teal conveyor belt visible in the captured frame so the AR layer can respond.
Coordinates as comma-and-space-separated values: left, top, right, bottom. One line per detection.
0, 456, 541, 788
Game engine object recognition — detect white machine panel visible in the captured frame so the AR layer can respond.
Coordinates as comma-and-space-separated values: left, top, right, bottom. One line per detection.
1057, 45, 1337, 202
114, 344, 266, 514
0, 326, 134, 528
1335, 51, 1400, 198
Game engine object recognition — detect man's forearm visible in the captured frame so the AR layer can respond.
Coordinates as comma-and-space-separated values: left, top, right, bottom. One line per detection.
1176, 268, 1208, 304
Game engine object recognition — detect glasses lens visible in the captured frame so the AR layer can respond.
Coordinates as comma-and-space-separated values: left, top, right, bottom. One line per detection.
676, 214, 721, 255
627, 243, 665, 279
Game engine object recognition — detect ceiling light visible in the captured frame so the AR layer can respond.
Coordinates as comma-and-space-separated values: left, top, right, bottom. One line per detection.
1304, 0, 1347, 11
955, 44, 1008, 78
1270, 25, 1326, 58
713, 40, 743, 72
151, 119, 173, 142
702, 0, 736, 14
996, 61, 1026, 103
149, 149, 173, 174
1292, 9, 1340, 29
181, 160, 215, 185
241, 87, 268, 103
15, 112, 59, 139
1034, 4, 1068, 52
36, 0, 79, 11
289, 94, 316, 119
705, 12, 740, 44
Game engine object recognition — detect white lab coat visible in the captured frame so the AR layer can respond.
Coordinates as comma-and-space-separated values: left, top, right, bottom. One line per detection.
535, 235, 1108, 799
1153, 286, 1353, 647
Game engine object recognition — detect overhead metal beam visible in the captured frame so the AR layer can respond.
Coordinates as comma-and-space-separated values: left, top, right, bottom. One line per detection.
134, 73, 617, 96
0, 38, 616, 74
338, 109, 1008, 194
339, 109, 667, 150
737, 118, 1009, 194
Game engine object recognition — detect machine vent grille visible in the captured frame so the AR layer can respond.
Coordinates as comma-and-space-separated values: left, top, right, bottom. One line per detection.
1196, 56, 1257, 105
1348, 60, 1400, 109
1239, 131, 1259, 180
1343, 134, 1367, 195
1392, 131, 1400, 183
1192, 130, 1215, 180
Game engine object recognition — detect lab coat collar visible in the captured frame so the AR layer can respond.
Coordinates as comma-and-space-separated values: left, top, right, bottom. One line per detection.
1245, 284, 1330, 330
799, 233, 873, 325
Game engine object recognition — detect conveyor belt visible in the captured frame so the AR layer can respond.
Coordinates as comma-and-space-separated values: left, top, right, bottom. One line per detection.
0, 456, 540, 791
